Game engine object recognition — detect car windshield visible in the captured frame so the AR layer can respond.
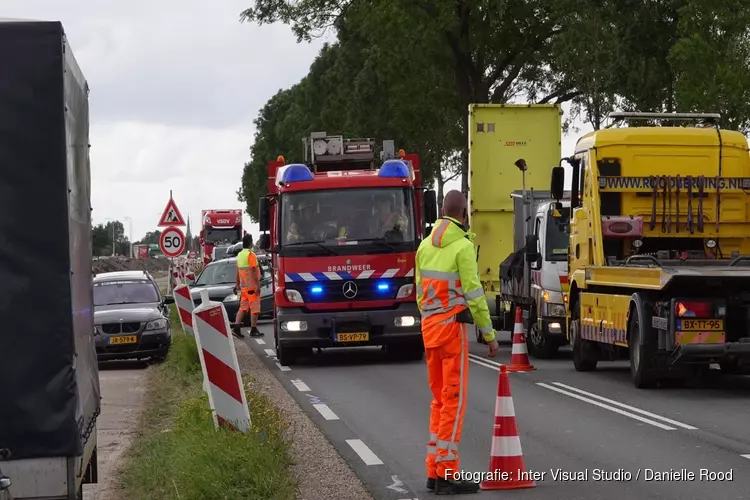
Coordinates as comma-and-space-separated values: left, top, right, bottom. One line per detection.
195, 260, 237, 286
279, 187, 415, 255
94, 280, 159, 306
546, 208, 570, 261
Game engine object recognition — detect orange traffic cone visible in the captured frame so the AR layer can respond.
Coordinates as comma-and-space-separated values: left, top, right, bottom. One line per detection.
508, 306, 535, 371
480, 364, 536, 491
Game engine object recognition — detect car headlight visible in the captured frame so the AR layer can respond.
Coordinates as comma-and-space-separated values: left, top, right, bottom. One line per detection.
224, 294, 239, 302
285, 289, 303, 303
547, 304, 566, 317
93, 325, 101, 336
145, 318, 168, 331
394, 316, 419, 327
396, 284, 414, 299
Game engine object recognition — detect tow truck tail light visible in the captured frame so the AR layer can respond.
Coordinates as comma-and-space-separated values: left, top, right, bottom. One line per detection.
674, 301, 712, 318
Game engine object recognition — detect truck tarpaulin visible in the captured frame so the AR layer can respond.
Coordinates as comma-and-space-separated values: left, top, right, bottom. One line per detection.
0, 20, 100, 460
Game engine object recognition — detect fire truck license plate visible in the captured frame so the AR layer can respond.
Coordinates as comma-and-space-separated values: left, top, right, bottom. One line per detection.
337, 332, 369, 342
677, 319, 723, 331
108, 335, 138, 345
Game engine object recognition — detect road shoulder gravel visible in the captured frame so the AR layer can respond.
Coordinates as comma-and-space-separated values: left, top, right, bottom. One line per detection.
234, 338, 374, 500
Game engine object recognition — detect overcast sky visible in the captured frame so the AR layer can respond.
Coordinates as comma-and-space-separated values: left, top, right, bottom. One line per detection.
7, 1, 589, 247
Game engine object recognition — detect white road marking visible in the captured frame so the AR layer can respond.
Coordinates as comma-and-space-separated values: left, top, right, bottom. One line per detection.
741, 454, 750, 460
552, 382, 697, 430
254, 338, 266, 344
387, 475, 408, 493
313, 403, 339, 420
536, 383, 676, 430
291, 379, 310, 392
346, 439, 384, 465
264, 348, 276, 357
468, 353, 527, 372
275, 362, 291, 372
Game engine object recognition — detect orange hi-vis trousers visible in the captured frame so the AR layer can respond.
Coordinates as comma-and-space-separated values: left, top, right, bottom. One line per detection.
240, 287, 260, 314
425, 321, 470, 480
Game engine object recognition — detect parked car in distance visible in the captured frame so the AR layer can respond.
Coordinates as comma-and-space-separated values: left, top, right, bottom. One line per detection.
189, 255, 273, 321
93, 270, 174, 362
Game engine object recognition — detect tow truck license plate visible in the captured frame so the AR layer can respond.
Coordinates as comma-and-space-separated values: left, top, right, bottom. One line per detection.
677, 319, 723, 331
108, 335, 138, 345
337, 332, 369, 342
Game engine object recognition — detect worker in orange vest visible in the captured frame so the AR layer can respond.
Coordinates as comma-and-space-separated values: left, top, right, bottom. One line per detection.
234, 233, 262, 338
415, 190, 499, 494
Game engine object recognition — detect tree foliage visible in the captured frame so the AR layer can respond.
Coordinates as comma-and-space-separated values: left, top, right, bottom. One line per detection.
92, 221, 130, 256
239, 0, 750, 219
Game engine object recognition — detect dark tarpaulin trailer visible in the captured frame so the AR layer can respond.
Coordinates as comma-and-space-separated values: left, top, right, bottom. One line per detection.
0, 18, 99, 497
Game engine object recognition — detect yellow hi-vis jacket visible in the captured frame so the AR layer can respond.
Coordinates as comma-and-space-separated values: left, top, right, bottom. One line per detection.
237, 248, 260, 290
415, 216, 496, 347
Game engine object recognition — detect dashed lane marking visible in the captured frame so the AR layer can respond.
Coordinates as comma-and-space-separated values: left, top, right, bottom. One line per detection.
387, 475, 408, 493
275, 362, 291, 372
313, 403, 339, 420
291, 379, 310, 392
254, 338, 266, 344
552, 382, 697, 430
346, 439, 384, 465
264, 348, 276, 357
742, 455, 750, 460
537, 382, 676, 430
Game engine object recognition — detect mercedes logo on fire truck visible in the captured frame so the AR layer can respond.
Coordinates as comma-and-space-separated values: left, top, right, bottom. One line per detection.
342, 281, 358, 299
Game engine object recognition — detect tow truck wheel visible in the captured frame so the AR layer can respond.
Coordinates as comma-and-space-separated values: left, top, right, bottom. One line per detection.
570, 298, 597, 371
277, 343, 296, 366
527, 314, 558, 359
629, 310, 657, 389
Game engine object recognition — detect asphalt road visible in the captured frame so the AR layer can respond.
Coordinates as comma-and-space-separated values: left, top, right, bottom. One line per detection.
244, 323, 750, 500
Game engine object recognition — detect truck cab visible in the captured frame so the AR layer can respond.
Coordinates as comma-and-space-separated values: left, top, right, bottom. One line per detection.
523, 199, 571, 356
257, 132, 437, 366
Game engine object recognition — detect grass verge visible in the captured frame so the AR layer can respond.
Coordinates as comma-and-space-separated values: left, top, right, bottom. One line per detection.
119, 304, 297, 500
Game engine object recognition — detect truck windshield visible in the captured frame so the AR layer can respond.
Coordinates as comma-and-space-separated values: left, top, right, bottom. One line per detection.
204, 228, 240, 243
546, 208, 570, 261
280, 187, 415, 256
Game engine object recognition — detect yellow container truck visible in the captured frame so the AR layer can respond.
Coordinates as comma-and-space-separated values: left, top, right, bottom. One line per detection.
467, 104, 565, 353
549, 112, 750, 388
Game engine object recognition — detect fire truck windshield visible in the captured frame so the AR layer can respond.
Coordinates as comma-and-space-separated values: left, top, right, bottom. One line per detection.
280, 187, 415, 256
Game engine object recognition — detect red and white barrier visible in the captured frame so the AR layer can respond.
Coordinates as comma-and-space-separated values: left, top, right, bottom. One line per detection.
192, 289, 251, 432
173, 283, 195, 335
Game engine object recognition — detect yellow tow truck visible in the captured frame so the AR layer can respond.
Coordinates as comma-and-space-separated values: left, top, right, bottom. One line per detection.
549, 112, 750, 388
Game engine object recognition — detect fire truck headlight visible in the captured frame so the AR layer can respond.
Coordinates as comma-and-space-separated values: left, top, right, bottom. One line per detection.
396, 284, 413, 298
281, 321, 307, 332
285, 289, 304, 303
394, 316, 418, 327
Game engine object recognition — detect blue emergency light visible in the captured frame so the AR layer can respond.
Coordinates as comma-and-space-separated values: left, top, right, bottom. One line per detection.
280, 163, 314, 183
376, 281, 390, 292
377, 159, 410, 179
310, 285, 323, 295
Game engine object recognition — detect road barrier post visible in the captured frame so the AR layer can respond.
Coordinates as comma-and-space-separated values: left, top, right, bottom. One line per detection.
192, 289, 251, 432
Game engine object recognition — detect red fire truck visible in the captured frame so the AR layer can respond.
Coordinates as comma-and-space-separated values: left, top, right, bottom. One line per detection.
258, 132, 437, 365
199, 209, 243, 265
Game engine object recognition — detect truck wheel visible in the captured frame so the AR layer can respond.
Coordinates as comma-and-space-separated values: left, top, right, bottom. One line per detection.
570, 299, 597, 371
527, 319, 558, 359
629, 310, 657, 388
277, 343, 296, 366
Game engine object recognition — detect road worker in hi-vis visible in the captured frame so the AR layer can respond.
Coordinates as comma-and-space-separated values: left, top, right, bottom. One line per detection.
234, 233, 262, 338
415, 189, 499, 495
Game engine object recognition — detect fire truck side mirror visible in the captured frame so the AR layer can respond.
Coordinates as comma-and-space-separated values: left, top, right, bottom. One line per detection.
258, 233, 271, 251
258, 197, 270, 232
424, 189, 438, 224
551, 165, 565, 201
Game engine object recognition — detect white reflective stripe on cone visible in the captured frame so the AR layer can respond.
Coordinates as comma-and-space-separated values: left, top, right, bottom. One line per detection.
491, 436, 523, 457
512, 343, 527, 355
495, 396, 516, 417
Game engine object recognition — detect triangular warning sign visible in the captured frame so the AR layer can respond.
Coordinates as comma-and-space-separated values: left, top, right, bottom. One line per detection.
158, 197, 185, 227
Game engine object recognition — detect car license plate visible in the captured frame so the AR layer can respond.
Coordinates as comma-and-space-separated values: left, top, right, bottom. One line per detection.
677, 319, 723, 331
108, 335, 138, 345
336, 332, 369, 342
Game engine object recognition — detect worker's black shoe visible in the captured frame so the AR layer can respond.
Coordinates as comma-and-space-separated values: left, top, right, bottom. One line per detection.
426, 477, 436, 490
434, 477, 480, 495
249, 327, 264, 337
231, 325, 245, 338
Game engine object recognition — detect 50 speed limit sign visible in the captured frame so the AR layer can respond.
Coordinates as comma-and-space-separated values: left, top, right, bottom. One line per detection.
159, 226, 185, 258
